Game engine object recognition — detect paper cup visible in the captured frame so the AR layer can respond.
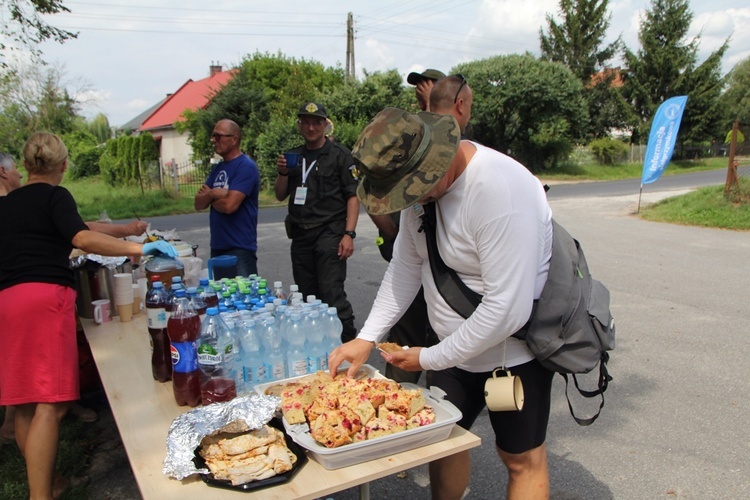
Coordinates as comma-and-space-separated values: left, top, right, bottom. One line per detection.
117, 303, 134, 322
92, 299, 112, 325
484, 369, 524, 412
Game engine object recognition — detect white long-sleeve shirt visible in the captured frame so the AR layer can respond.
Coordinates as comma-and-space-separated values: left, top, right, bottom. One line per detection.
358, 143, 553, 372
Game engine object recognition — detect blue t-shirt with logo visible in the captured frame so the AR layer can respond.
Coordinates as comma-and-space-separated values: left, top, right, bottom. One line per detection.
204, 154, 259, 252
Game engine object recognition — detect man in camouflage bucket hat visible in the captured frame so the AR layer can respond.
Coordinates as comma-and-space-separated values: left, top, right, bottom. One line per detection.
331, 107, 555, 499
354, 107, 460, 215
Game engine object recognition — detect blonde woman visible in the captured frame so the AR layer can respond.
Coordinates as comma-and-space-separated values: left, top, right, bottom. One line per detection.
0, 132, 176, 499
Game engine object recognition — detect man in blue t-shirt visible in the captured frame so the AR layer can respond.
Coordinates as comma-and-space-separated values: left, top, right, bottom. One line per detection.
194, 119, 260, 276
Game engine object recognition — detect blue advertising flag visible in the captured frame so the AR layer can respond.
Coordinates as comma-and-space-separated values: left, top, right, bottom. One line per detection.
641, 96, 688, 185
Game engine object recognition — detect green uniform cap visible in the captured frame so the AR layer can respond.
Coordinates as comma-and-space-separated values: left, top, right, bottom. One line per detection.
406, 69, 446, 85
297, 102, 328, 119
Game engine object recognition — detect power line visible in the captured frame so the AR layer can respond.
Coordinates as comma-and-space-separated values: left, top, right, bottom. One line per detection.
65, 1, 344, 16
56, 25, 343, 37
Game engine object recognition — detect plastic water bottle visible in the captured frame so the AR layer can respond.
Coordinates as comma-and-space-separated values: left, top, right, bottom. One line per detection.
239, 318, 266, 393
171, 276, 183, 291
187, 286, 207, 322
285, 313, 308, 377
197, 307, 238, 405
199, 278, 219, 308
273, 281, 286, 301
261, 317, 286, 381
306, 310, 327, 372
323, 306, 343, 366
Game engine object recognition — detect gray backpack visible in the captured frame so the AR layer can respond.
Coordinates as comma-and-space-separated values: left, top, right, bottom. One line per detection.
421, 203, 615, 425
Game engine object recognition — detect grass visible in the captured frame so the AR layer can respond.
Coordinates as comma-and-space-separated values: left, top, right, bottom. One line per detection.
640, 178, 750, 230
0, 407, 93, 499
61, 176, 283, 221
58, 156, 745, 228
538, 156, 729, 181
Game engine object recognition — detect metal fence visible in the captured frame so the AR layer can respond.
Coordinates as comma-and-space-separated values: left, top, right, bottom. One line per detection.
160, 159, 212, 197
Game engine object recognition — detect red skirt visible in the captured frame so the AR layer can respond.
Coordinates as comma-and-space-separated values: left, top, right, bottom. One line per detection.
0, 283, 79, 405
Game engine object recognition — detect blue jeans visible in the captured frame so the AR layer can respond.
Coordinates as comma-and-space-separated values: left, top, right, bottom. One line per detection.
210, 248, 258, 277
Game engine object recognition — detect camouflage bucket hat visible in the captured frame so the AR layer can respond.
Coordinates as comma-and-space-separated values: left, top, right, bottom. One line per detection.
353, 107, 460, 215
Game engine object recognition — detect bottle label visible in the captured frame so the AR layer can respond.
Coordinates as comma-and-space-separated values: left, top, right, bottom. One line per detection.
147, 307, 167, 329
267, 361, 285, 381
290, 358, 308, 377
197, 344, 221, 365
171, 341, 197, 373
243, 364, 266, 384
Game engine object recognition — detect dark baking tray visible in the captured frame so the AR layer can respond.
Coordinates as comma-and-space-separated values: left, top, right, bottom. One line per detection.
193, 417, 308, 492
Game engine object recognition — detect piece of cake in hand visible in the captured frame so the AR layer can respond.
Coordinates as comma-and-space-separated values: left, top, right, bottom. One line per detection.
377, 342, 405, 354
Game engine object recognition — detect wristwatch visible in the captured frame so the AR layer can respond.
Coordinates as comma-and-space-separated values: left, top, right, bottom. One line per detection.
344, 230, 357, 239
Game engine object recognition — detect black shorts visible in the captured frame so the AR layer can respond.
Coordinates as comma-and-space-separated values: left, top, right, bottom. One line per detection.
429, 359, 554, 454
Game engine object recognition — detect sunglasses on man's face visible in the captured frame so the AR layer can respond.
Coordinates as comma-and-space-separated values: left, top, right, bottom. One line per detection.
453, 74, 467, 104
211, 132, 236, 140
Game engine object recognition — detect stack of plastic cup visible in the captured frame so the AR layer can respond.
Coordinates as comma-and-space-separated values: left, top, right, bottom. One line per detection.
132, 283, 142, 315
113, 273, 135, 322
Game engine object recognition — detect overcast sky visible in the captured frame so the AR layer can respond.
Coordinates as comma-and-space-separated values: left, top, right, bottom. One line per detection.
24, 0, 750, 126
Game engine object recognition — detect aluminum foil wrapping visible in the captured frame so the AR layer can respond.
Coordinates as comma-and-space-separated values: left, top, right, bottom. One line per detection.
162, 394, 281, 480
69, 254, 129, 269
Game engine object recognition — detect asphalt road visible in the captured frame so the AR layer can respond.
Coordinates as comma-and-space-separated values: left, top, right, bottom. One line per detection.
99, 168, 749, 499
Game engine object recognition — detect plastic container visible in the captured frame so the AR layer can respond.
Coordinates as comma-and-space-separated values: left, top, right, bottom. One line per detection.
253, 368, 461, 470
145, 255, 184, 291
208, 255, 238, 280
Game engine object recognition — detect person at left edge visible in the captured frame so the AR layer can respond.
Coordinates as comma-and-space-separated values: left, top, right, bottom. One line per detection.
275, 102, 359, 342
195, 119, 260, 276
0, 132, 177, 499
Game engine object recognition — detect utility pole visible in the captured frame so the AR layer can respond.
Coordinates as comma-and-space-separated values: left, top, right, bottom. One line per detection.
345, 12, 355, 81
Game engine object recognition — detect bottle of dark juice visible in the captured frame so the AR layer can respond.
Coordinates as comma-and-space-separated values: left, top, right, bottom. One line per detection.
167, 289, 201, 406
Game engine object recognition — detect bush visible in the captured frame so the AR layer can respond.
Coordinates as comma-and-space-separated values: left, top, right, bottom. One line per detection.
588, 137, 628, 165
69, 145, 103, 179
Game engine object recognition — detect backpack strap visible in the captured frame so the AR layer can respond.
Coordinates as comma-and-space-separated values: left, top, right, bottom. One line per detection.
419, 202, 482, 319
560, 353, 612, 426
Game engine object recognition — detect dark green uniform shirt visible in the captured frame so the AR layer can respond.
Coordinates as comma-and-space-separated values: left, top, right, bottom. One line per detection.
285, 138, 358, 227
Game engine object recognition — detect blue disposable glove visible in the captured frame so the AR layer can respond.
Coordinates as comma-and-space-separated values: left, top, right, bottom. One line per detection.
143, 240, 178, 258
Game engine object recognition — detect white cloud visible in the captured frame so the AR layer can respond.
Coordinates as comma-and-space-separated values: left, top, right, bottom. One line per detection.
360, 37, 395, 73
126, 98, 151, 110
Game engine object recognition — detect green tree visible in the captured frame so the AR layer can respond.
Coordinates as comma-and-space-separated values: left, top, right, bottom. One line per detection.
540, 0, 621, 82
454, 53, 587, 170
179, 52, 344, 186
0, 61, 86, 154
539, 0, 631, 140
720, 56, 750, 123
621, 0, 729, 144
86, 113, 111, 144
0, 0, 77, 65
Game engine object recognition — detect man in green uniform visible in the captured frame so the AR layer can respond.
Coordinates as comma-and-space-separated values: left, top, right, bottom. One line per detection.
275, 102, 359, 342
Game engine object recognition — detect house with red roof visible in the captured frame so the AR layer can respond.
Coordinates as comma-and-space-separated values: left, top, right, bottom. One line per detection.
137, 64, 234, 166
